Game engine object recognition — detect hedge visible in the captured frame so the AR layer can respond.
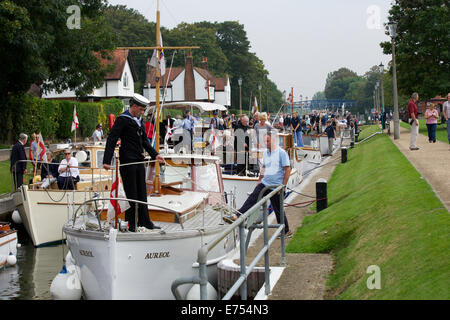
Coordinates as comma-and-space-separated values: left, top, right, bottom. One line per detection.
0, 94, 124, 144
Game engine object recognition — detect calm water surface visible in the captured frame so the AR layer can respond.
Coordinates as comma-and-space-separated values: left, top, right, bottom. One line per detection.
0, 227, 66, 300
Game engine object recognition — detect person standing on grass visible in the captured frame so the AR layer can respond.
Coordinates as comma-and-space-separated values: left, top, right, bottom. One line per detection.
443, 93, 450, 149
408, 92, 420, 151
10, 133, 28, 189
324, 120, 336, 155
425, 103, 439, 143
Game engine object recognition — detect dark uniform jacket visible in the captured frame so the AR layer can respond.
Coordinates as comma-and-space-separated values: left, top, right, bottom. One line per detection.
10, 141, 27, 173
41, 159, 59, 179
234, 122, 250, 152
103, 111, 159, 165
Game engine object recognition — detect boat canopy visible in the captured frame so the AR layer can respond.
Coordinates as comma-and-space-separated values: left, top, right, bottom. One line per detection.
159, 101, 227, 113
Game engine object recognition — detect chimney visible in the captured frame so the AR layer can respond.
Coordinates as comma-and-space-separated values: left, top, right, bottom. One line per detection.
145, 58, 153, 87
184, 51, 196, 101
202, 57, 208, 70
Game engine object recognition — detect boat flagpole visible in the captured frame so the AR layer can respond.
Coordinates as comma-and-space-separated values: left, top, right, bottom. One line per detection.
153, 0, 162, 194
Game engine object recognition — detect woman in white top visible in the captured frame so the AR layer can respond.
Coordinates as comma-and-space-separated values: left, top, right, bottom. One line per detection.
254, 112, 274, 148
57, 149, 80, 190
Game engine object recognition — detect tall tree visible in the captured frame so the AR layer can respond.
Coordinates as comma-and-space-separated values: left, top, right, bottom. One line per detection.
380, 0, 450, 98
103, 5, 159, 92
0, 0, 116, 98
324, 68, 360, 100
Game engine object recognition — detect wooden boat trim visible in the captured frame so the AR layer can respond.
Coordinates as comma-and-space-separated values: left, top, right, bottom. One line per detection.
0, 236, 17, 246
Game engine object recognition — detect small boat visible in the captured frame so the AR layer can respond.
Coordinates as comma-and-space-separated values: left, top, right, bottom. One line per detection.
0, 222, 18, 269
12, 143, 118, 247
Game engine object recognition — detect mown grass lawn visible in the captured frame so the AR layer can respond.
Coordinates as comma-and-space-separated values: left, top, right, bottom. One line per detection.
0, 160, 13, 193
0, 159, 36, 193
287, 133, 450, 299
400, 119, 449, 144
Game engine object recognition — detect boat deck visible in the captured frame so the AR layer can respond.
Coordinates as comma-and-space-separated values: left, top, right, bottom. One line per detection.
154, 206, 228, 232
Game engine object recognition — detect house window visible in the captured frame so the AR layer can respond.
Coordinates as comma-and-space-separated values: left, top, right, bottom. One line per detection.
123, 72, 129, 88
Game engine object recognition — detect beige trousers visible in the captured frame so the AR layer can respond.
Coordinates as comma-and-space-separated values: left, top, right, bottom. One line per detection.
410, 121, 419, 148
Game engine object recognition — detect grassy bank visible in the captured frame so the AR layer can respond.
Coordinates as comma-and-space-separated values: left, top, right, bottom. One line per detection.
357, 125, 381, 141
400, 119, 448, 143
286, 134, 450, 299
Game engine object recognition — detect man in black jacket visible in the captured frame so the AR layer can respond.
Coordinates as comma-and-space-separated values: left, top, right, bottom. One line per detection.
234, 115, 251, 175
103, 94, 165, 232
10, 133, 28, 189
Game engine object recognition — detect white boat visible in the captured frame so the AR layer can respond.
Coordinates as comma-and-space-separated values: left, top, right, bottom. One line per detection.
63, 154, 237, 299
0, 222, 17, 270
12, 144, 117, 247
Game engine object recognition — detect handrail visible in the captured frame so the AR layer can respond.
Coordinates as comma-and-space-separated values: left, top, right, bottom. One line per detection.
171, 184, 286, 300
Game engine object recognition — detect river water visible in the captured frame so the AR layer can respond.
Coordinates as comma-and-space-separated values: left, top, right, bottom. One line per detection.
0, 227, 66, 300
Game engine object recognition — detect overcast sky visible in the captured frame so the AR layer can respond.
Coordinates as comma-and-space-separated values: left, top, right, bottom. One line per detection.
107, 0, 393, 100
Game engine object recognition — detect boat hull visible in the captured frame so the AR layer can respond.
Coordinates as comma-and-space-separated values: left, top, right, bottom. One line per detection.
12, 186, 104, 247
65, 227, 236, 300
0, 229, 17, 269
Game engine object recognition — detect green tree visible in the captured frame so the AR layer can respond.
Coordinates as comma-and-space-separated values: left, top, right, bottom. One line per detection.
0, 0, 117, 98
312, 91, 326, 101
103, 5, 158, 93
380, 0, 450, 98
324, 68, 360, 100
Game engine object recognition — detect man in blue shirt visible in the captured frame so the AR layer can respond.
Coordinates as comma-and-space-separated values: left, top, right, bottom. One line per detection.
290, 112, 304, 147
224, 131, 292, 237
180, 109, 195, 152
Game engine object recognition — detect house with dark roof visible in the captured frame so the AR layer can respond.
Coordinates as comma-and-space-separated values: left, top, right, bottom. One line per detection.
42, 49, 137, 105
143, 54, 231, 107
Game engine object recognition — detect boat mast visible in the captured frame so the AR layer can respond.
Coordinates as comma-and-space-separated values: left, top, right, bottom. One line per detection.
154, 0, 162, 194
116, 0, 199, 194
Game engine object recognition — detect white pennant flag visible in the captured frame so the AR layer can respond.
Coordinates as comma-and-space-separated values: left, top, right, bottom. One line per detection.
71, 105, 79, 132
150, 34, 166, 76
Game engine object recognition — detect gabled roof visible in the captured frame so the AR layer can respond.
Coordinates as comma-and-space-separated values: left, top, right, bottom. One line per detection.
193, 67, 228, 92
94, 49, 138, 82
146, 67, 184, 88
213, 76, 229, 91
145, 63, 229, 91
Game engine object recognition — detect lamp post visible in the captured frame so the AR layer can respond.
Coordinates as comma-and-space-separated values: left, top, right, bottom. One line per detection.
300, 94, 303, 114
389, 21, 400, 139
375, 81, 380, 114
238, 77, 243, 116
379, 62, 385, 113
258, 83, 262, 113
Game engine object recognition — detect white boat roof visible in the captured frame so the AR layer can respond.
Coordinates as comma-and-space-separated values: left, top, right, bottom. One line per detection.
161, 101, 228, 113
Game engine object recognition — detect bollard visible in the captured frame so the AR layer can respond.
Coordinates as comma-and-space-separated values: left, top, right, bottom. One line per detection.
341, 147, 347, 163
316, 179, 328, 213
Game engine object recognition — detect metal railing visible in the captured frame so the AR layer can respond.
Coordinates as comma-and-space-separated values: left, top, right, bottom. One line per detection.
171, 184, 286, 300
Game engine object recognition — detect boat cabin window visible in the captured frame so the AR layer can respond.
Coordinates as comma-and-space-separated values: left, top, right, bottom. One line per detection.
146, 159, 220, 192
160, 165, 192, 190
96, 150, 116, 168
75, 150, 91, 168
194, 163, 220, 193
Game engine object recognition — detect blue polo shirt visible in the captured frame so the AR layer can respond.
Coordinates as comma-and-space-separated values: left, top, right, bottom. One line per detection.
261, 147, 290, 187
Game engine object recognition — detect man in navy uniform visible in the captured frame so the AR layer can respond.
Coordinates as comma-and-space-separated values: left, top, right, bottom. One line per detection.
10, 133, 28, 189
103, 94, 164, 232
